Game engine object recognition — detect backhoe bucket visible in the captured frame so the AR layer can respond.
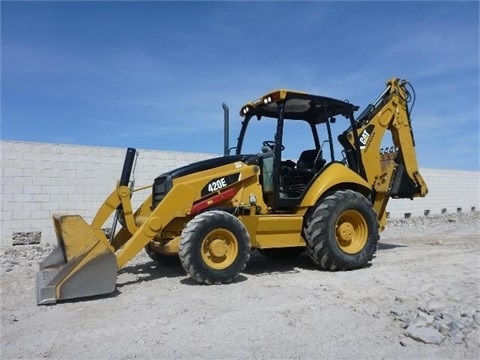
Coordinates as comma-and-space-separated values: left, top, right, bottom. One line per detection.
36, 214, 118, 305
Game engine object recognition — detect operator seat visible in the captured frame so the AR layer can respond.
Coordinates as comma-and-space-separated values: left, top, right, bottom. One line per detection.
283, 149, 326, 197
291, 149, 326, 176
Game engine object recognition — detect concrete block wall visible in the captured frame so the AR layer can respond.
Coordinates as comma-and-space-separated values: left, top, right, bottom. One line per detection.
385, 168, 479, 219
1, 140, 479, 246
1, 140, 216, 246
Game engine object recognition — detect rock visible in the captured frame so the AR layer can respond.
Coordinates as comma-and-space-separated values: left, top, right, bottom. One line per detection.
417, 309, 435, 325
435, 309, 456, 325
437, 322, 452, 335
407, 316, 429, 329
12, 231, 41, 245
405, 326, 445, 344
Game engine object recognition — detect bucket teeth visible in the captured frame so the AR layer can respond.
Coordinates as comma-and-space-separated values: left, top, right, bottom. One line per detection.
36, 267, 61, 305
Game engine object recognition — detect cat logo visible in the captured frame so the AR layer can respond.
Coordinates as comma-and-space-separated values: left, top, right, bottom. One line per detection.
359, 125, 374, 150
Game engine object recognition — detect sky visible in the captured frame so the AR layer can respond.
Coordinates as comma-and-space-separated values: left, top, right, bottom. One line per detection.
1, 1, 479, 171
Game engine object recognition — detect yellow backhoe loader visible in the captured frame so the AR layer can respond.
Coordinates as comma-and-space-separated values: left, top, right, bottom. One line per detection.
36, 77, 427, 304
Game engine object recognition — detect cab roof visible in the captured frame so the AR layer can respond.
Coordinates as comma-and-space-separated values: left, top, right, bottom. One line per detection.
240, 89, 359, 124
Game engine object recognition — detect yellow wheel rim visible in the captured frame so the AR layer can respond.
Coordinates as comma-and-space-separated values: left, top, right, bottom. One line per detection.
201, 228, 238, 270
335, 210, 368, 254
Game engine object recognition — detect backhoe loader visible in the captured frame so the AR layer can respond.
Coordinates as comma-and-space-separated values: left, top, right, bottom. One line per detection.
36, 77, 428, 304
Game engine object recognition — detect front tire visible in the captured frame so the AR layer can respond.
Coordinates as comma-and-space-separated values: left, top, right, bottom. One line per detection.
305, 190, 378, 271
179, 210, 250, 284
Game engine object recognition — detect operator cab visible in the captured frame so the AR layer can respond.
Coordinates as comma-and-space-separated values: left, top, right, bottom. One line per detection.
235, 89, 360, 212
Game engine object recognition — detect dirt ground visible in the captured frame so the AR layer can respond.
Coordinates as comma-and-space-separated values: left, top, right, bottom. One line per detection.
1, 212, 479, 360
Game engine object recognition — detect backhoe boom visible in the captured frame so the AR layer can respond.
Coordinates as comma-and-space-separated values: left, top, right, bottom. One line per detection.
344, 78, 428, 229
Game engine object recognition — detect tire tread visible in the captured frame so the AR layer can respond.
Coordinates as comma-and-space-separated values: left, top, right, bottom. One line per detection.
305, 190, 378, 271
179, 210, 250, 284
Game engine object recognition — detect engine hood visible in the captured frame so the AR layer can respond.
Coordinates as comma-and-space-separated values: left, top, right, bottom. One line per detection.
160, 154, 253, 180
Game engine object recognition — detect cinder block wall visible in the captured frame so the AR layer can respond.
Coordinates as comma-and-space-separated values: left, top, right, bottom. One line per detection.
385, 168, 478, 218
1, 140, 216, 246
1, 140, 479, 246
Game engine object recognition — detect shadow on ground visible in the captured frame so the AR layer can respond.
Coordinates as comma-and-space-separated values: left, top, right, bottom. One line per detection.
116, 250, 318, 286
115, 246, 391, 290
117, 260, 186, 288
244, 251, 316, 276
377, 243, 407, 250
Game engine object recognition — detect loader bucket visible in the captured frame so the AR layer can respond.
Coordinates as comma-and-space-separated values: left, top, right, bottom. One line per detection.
36, 214, 118, 305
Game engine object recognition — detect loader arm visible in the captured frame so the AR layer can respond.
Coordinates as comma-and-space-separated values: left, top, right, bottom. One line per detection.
36, 152, 263, 304
36, 179, 207, 304
343, 78, 428, 230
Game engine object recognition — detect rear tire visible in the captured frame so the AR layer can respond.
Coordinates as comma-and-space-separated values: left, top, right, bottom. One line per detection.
305, 190, 378, 271
179, 210, 250, 284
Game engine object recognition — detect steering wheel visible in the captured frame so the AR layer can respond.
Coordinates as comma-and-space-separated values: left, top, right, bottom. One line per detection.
263, 140, 285, 151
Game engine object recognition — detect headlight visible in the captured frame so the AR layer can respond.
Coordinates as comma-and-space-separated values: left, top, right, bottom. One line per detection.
152, 174, 173, 209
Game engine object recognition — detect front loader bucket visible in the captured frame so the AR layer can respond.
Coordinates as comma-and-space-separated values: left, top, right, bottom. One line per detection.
36, 214, 118, 305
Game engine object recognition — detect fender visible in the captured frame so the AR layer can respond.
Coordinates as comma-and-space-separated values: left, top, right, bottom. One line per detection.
301, 163, 372, 207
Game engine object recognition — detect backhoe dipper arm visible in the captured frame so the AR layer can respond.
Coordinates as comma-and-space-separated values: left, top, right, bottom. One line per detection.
344, 78, 428, 230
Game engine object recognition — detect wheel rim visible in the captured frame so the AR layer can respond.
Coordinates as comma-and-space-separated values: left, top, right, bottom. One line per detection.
335, 210, 368, 254
201, 228, 238, 270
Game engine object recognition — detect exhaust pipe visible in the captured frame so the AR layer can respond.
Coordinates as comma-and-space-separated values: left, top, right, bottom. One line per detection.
222, 103, 229, 156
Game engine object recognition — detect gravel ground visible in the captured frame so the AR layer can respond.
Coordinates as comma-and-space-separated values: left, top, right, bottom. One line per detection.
1, 212, 479, 359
